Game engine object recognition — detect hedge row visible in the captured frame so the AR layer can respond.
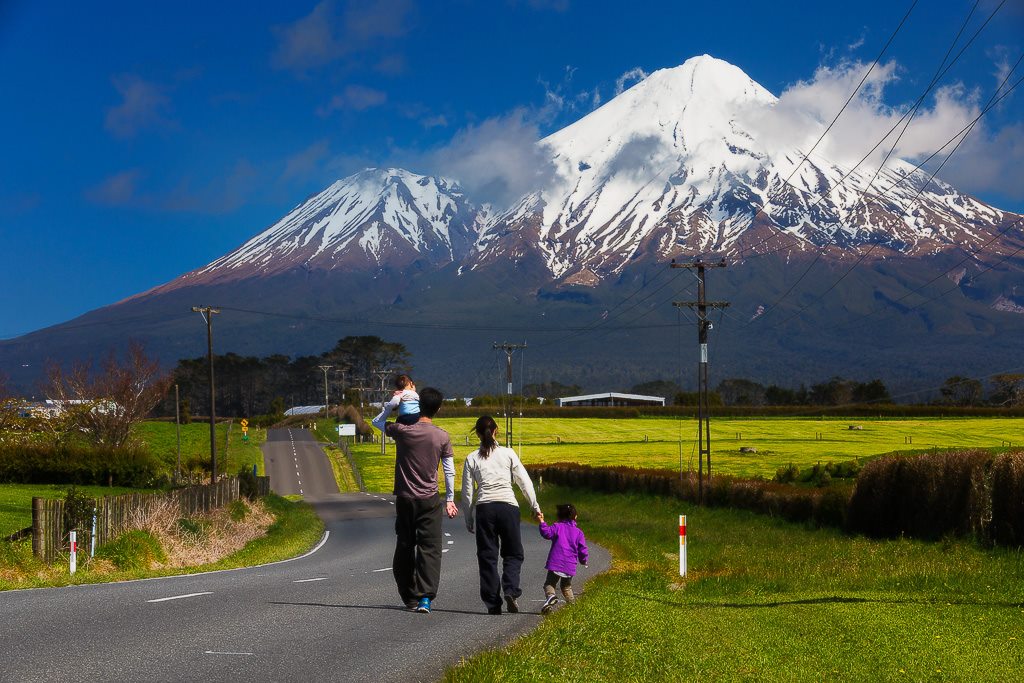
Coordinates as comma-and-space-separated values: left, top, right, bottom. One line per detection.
529, 450, 1024, 546
527, 463, 850, 528
0, 443, 162, 488
849, 450, 1024, 544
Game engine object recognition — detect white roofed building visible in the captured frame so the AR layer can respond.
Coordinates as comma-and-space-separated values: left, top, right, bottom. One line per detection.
557, 393, 665, 407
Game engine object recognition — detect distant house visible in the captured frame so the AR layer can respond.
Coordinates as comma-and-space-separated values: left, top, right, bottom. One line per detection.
284, 405, 325, 416
557, 392, 665, 407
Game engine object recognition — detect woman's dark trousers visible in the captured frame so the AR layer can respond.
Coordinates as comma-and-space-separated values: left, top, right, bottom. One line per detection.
474, 502, 525, 610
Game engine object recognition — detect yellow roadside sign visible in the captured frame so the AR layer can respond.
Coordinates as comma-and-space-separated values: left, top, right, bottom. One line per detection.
240, 419, 249, 427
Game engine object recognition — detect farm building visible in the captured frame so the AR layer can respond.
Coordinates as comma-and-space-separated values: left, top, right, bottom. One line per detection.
284, 405, 325, 416
557, 392, 665, 407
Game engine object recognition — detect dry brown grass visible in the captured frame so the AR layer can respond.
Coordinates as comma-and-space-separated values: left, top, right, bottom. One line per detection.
129, 498, 275, 567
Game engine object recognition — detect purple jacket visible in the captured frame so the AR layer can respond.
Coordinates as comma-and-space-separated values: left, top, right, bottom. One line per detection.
539, 520, 588, 576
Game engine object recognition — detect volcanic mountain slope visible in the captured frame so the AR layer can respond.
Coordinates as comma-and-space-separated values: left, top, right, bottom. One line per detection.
475, 55, 1017, 284
147, 168, 483, 294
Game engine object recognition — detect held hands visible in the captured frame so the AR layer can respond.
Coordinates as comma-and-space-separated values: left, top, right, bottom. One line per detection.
445, 501, 459, 519
533, 510, 544, 524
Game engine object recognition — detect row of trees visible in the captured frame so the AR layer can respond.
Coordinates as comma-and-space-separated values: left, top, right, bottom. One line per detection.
162, 336, 410, 419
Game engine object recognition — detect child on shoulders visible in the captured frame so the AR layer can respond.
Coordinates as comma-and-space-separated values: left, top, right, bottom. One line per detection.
374, 374, 421, 426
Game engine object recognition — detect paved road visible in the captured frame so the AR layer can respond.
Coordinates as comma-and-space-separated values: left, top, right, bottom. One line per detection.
263, 428, 339, 498
0, 429, 609, 682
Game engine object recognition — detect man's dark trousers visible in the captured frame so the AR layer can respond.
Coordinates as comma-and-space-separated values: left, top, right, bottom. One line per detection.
393, 494, 443, 604
474, 502, 525, 610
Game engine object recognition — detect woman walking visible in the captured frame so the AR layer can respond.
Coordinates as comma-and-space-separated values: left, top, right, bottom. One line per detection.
461, 415, 542, 615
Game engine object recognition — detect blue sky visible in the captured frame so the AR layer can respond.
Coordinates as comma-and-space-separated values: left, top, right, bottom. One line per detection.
1, 0, 1022, 339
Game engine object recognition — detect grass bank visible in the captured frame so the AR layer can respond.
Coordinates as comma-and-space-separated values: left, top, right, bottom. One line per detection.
445, 486, 1024, 681
0, 493, 322, 590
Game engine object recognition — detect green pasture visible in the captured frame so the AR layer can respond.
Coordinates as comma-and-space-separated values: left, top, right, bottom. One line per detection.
347, 416, 1024, 491
0, 483, 144, 537
134, 420, 266, 476
445, 486, 1024, 681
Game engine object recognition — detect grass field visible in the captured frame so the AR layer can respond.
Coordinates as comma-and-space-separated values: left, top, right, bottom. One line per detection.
445, 486, 1024, 681
133, 420, 267, 476
0, 483, 146, 537
346, 415, 1024, 493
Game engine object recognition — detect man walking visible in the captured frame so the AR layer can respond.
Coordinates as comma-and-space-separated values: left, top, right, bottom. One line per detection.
372, 386, 457, 613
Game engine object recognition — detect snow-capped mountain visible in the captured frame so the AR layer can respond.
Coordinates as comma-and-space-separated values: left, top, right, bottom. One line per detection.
169, 168, 480, 287
474, 55, 1016, 283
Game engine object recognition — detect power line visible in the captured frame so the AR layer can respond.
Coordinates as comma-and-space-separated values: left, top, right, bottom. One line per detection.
750, 53, 1024, 331
738, 0, 1000, 261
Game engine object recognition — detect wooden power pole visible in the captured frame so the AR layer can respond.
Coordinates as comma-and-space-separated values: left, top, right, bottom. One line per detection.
191, 306, 220, 481
493, 342, 526, 447
671, 259, 729, 504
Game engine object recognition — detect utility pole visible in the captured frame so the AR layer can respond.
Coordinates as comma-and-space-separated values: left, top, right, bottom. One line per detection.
371, 369, 393, 454
493, 342, 527, 447
671, 259, 728, 505
174, 383, 181, 483
316, 365, 332, 419
191, 306, 220, 482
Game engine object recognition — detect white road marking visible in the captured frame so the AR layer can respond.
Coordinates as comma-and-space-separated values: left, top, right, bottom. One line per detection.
442, 549, 449, 553
446, 541, 454, 545
444, 532, 451, 537
299, 489, 303, 494
371, 567, 391, 573
204, 651, 254, 656
293, 577, 328, 583
147, 592, 213, 603
389, 501, 395, 505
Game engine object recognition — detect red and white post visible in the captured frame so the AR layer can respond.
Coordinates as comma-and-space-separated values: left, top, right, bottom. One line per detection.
679, 515, 687, 577
69, 530, 77, 574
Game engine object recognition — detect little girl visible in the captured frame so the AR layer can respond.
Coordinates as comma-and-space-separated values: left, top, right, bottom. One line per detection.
374, 374, 420, 426
538, 503, 589, 614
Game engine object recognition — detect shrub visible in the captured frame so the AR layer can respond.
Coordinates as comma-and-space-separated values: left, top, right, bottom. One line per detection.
229, 499, 248, 522
848, 450, 992, 540
237, 465, 258, 500
991, 452, 1024, 546
63, 486, 95, 535
774, 463, 799, 483
95, 529, 165, 570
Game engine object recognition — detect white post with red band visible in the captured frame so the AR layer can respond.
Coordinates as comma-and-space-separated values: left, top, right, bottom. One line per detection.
679, 515, 687, 577
69, 530, 77, 574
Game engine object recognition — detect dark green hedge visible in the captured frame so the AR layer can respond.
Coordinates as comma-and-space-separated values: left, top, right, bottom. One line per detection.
848, 450, 1024, 544
0, 443, 162, 488
526, 463, 850, 529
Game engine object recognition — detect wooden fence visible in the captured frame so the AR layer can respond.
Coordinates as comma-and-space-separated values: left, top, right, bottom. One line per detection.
31, 476, 271, 563
338, 441, 366, 492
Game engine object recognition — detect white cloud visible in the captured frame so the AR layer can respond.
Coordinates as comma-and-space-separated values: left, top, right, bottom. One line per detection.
104, 75, 173, 138
317, 85, 388, 116
84, 169, 142, 205
282, 140, 331, 182
271, 0, 414, 73
738, 57, 1024, 204
614, 67, 648, 95
424, 109, 557, 208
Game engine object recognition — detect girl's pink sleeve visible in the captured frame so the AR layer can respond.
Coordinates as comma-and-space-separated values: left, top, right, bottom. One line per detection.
577, 531, 589, 564
539, 522, 557, 540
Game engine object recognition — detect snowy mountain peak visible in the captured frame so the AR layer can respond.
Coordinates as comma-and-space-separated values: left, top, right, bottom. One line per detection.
182, 167, 476, 285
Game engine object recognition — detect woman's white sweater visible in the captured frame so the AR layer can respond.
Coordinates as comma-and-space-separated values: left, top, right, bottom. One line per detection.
460, 445, 540, 516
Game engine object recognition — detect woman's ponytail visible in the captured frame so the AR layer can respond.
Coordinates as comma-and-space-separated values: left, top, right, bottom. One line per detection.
475, 415, 498, 458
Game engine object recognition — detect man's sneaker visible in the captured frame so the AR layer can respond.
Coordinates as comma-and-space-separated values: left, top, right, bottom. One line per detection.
404, 600, 419, 611
541, 595, 558, 614
504, 595, 520, 613
487, 606, 502, 615
415, 597, 431, 613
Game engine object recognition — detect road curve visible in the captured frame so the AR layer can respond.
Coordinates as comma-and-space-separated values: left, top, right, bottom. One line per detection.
0, 429, 610, 682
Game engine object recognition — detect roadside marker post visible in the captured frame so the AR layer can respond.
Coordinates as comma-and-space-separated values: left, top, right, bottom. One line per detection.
679, 515, 687, 577
69, 531, 77, 574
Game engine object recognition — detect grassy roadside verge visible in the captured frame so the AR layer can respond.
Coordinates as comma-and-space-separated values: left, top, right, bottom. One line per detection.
324, 445, 360, 492
0, 494, 323, 591
445, 486, 1024, 682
